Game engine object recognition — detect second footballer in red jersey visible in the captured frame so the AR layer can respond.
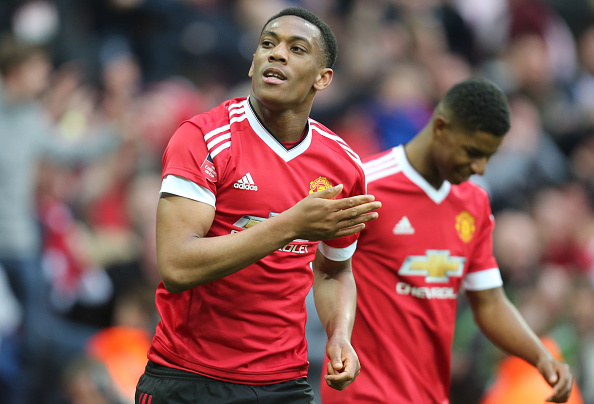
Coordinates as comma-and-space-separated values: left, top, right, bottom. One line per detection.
320, 78, 574, 404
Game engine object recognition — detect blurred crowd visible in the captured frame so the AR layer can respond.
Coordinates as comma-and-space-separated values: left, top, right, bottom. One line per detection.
1, 0, 594, 403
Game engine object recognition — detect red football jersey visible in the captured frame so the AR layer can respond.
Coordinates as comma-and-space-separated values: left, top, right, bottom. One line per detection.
147, 97, 366, 384
320, 145, 503, 404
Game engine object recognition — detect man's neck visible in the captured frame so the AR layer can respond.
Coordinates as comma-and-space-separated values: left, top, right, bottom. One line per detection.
248, 96, 311, 143
404, 131, 444, 190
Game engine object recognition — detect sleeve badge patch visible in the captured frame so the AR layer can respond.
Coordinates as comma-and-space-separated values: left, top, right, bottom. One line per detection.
201, 154, 217, 183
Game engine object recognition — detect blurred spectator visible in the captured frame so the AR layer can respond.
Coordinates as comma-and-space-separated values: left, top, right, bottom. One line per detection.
0, 34, 121, 403
61, 355, 122, 404
84, 284, 155, 404
531, 184, 594, 274
0, 264, 22, 404
492, 210, 543, 289
368, 61, 434, 149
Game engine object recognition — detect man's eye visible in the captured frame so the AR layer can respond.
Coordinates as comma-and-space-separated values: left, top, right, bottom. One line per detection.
292, 46, 305, 53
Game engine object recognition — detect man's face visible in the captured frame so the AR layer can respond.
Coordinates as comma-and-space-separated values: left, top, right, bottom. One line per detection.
433, 120, 503, 185
11, 53, 51, 99
248, 15, 330, 110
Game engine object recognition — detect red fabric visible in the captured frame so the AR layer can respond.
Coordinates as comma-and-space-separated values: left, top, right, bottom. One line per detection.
149, 97, 366, 383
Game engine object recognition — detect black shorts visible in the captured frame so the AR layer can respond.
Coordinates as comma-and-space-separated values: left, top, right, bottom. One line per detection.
135, 361, 315, 404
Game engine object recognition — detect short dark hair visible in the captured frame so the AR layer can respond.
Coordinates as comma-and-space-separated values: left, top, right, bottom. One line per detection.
261, 7, 338, 69
0, 35, 46, 77
441, 77, 511, 137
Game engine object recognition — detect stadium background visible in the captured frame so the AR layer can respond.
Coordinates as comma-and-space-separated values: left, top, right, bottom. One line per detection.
1, 0, 594, 403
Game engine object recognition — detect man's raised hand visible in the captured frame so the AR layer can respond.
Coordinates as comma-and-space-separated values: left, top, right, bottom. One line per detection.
285, 184, 381, 241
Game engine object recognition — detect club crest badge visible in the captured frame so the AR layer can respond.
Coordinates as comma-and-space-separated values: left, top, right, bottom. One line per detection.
309, 176, 333, 194
455, 210, 476, 243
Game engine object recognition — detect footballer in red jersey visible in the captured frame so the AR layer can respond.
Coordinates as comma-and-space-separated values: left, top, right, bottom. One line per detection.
320, 78, 574, 404
322, 145, 501, 403
148, 96, 366, 383
135, 8, 382, 404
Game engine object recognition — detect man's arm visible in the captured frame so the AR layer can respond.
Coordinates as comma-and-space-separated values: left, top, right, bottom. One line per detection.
157, 184, 380, 293
312, 252, 360, 391
467, 286, 574, 403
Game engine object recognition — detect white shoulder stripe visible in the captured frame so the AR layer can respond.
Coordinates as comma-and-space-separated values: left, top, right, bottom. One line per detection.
364, 157, 401, 175
207, 133, 231, 151
365, 164, 403, 183
201, 105, 243, 159
211, 141, 231, 158
228, 101, 244, 111
310, 123, 351, 148
364, 151, 403, 183
204, 125, 230, 141
229, 106, 245, 117
311, 124, 362, 167
364, 149, 399, 170
230, 113, 247, 125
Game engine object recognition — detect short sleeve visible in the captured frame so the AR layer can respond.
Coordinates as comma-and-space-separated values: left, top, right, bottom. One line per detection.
319, 161, 367, 260
160, 175, 216, 208
463, 198, 502, 291
162, 122, 218, 196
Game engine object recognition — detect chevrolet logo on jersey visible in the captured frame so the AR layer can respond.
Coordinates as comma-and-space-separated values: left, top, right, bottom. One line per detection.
233, 215, 268, 229
399, 250, 465, 283
232, 214, 310, 247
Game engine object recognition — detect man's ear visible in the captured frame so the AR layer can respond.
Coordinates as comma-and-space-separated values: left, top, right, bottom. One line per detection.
313, 68, 333, 91
433, 115, 449, 140
248, 56, 255, 78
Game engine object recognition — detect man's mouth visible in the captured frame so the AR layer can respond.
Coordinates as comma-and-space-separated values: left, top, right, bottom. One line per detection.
263, 68, 287, 84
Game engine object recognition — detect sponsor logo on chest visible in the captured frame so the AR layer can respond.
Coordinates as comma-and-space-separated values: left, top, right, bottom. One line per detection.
396, 250, 466, 300
232, 214, 311, 254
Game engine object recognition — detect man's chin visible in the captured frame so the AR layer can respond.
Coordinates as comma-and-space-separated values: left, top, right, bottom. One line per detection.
448, 175, 469, 185
254, 90, 293, 109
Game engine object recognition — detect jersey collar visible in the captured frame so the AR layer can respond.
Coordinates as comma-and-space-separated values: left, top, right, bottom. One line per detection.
393, 145, 451, 204
244, 97, 312, 162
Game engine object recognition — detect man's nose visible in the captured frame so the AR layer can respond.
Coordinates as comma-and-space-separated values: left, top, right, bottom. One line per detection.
269, 43, 288, 63
470, 157, 487, 176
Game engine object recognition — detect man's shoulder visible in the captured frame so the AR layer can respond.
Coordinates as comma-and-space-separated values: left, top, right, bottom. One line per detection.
309, 119, 363, 170
454, 180, 491, 202
362, 148, 404, 185
185, 97, 247, 133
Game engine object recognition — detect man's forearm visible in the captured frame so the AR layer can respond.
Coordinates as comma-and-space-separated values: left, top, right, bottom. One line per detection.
158, 202, 299, 292
312, 255, 357, 339
469, 288, 552, 367
158, 185, 380, 294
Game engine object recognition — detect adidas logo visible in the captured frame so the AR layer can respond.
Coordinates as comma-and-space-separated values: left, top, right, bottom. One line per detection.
393, 216, 415, 235
234, 173, 258, 191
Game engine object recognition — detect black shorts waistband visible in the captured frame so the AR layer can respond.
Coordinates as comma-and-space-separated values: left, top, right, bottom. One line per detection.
145, 361, 211, 380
